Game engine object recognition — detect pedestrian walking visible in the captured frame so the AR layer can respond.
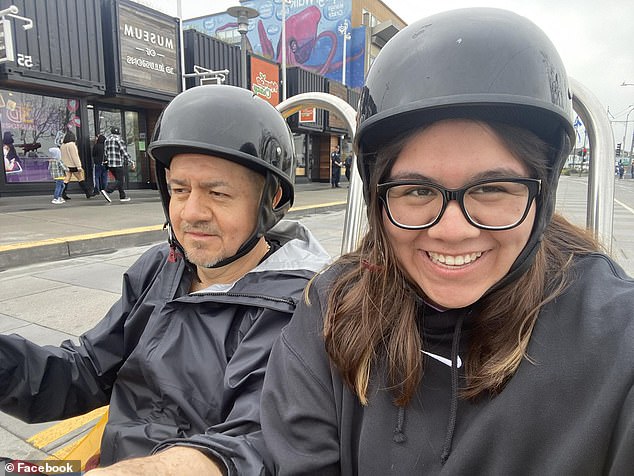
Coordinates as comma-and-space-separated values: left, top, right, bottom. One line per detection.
331, 144, 342, 188
261, 8, 634, 475
92, 134, 111, 202
344, 154, 352, 182
48, 146, 67, 204
60, 131, 92, 199
104, 127, 135, 202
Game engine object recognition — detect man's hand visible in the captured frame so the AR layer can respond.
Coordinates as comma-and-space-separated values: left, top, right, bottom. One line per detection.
85, 447, 223, 476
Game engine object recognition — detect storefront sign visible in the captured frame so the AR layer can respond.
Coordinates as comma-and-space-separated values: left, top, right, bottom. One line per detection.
118, 2, 179, 95
299, 108, 316, 123
0, 19, 15, 63
250, 56, 279, 106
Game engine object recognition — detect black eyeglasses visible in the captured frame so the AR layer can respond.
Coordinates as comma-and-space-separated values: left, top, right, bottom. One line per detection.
377, 177, 541, 230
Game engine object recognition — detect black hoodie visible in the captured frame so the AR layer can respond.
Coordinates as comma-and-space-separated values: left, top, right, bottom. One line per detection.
261, 253, 634, 475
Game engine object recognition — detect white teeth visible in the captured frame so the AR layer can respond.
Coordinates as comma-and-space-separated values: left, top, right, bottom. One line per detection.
428, 251, 482, 266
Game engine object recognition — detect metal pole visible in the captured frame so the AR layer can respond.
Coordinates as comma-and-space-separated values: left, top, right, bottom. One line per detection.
281, 0, 287, 100
240, 31, 247, 89
276, 92, 364, 253
176, 0, 186, 92
622, 107, 634, 157
341, 22, 347, 85
338, 20, 350, 86
570, 77, 615, 250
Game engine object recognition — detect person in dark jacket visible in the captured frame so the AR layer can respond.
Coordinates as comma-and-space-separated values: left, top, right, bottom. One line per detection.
104, 127, 135, 202
0, 85, 330, 474
92, 134, 110, 201
260, 9, 634, 475
331, 144, 342, 188
2, 131, 20, 166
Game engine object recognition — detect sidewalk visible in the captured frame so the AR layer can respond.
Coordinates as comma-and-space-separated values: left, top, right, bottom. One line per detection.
0, 181, 350, 270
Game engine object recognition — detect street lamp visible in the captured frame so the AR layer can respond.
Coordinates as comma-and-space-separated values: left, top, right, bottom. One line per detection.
226, 5, 259, 89
338, 20, 351, 85
281, 0, 288, 101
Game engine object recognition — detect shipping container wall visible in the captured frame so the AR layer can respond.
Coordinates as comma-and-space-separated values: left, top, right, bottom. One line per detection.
183, 29, 241, 89
0, 0, 105, 94
287, 66, 326, 132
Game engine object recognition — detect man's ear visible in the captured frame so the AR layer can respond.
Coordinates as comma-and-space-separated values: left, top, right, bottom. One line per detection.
272, 186, 283, 208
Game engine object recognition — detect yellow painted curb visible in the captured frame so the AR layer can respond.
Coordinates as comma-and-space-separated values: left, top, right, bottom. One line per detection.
0, 225, 164, 252
0, 201, 347, 254
291, 200, 346, 211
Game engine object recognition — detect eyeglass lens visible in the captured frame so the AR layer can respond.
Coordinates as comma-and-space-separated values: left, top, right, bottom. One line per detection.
385, 180, 532, 229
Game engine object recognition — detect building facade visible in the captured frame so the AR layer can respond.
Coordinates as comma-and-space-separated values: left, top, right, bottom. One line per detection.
0, 0, 405, 196
0, 0, 180, 197
183, 0, 404, 183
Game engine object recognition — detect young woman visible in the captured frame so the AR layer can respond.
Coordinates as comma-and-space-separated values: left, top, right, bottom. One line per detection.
60, 130, 92, 199
261, 8, 633, 475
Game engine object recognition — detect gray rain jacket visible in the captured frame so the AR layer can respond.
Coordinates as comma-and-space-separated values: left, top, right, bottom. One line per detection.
0, 220, 330, 472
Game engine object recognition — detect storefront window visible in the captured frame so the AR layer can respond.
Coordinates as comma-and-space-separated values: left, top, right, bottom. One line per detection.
125, 111, 143, 184
1, 90, 79, 183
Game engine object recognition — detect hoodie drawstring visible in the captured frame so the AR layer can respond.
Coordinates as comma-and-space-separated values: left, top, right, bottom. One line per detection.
440, 312, 465, 464
393, 406, 407, 443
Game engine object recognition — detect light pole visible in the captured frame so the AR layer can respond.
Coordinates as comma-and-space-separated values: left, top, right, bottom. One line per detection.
622, 106, 634, 159
227, 5, 259, 89
176, 0, 186, 92
622, 84, 634, 158
338, 20, 351, 85
281, 0, 288, 101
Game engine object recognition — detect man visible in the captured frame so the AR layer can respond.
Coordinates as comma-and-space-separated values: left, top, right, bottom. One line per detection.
344, 154, 352, 182
330, 144, 342, 188
103, 126, 135, 202
0, 85, 330, 474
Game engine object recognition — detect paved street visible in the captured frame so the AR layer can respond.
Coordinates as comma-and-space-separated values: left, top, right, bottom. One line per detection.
1, 174, 634, 462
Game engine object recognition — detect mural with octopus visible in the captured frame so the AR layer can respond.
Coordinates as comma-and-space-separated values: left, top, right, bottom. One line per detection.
184, 0, 366, 88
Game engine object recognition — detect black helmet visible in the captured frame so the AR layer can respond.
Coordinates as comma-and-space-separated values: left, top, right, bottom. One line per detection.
355, 8, 575, 285
148, 85, 296, 267
110, 127, 120, 135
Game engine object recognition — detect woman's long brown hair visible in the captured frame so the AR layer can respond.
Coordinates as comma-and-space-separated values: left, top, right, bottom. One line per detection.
323, 120, 601, 406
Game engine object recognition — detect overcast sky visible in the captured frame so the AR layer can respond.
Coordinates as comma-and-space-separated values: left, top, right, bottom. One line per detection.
141, 0, 634, 150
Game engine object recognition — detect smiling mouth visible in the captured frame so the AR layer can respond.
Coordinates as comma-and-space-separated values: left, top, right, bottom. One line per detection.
427, 251, 483, 266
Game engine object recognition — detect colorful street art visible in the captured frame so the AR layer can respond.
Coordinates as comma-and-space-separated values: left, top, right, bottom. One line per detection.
184, 0, 366, 88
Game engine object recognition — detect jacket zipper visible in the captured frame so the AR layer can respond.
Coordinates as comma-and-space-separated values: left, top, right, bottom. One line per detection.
187, 291, 296, 306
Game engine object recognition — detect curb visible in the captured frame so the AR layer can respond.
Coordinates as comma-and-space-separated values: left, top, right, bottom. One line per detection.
0, 202, 347, 271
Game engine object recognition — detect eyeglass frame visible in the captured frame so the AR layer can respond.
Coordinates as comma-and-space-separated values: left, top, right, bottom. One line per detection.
376, 177, 542, 231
